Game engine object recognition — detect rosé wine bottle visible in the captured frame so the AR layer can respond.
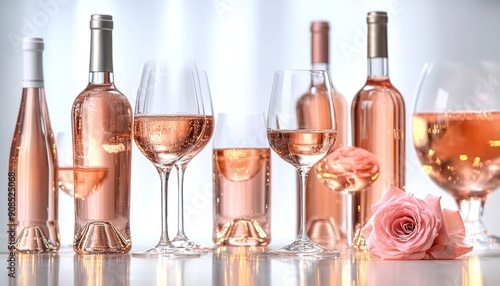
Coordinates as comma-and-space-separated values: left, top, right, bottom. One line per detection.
351, 11, 406, 247
9, 37, 60, 253
299, 21, 349, 249
72, 15, 132, 254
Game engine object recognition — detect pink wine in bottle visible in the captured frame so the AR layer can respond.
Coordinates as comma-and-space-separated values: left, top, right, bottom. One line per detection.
72, 15, 132, 254
9, 37, 60, 253
351, 11, 406, 247
300, 21, 349, 249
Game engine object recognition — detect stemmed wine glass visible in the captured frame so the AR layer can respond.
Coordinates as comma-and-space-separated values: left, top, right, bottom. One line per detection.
315, 146, 379, 250
56, 131, 76, 248
267, 70, 338, 255
171, 70, 215, 251
412, 61, 500, 252
133, 59, 206, 257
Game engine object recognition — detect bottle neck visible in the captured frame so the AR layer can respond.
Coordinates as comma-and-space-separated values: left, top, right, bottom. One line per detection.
367, 57, 389, 78
89, 71, 114, 84
89, 28, 113, 73
312, 63, 329, 71
311, 22, 329, 71
367, 14, 388, 79
23, 49, 44, 88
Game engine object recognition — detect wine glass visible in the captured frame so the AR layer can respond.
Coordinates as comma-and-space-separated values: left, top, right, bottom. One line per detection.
133, 59, 206, 257
315, 146, 379, 250
56, 132, 74, 197
171, 70, 215, 252
267, 70, 338, 255
56, 131, 75, 248
412, 61, 500, 252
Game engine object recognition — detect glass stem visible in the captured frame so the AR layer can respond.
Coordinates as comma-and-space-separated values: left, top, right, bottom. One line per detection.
457, 197, 487, 236
175, 163, 188, 239
157, 167, 173, 246
297, 167, 311, 242
346, 194, 353, 248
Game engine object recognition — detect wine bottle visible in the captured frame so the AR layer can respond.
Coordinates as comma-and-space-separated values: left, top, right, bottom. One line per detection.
72, 14, 132, 254
351, 11, 406, 247
9, 37, 60, 253
297, 21, 348, 249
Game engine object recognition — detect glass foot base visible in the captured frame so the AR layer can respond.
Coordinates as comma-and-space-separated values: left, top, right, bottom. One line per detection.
171, 236, 212, 253
466, 233, 500, 255
15, 226, 59, 253
352, 224, 367, 251
74, 222, 130, 254
133, 243, 201, 258
269, 239, 339, 257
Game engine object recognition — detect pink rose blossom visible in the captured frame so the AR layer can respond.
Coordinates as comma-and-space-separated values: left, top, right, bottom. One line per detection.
361, 185, 473, 260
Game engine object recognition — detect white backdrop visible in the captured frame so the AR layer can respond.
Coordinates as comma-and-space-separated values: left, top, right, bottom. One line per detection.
1, 0, 500, 250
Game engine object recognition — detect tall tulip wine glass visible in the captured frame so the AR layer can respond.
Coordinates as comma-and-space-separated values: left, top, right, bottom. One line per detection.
133, 59, 206, 257
412, 61, 500, 252
267, 70, 338, 255
171, 71, 215, 252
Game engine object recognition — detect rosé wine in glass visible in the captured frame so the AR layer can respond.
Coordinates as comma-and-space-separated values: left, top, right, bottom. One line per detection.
412, 60, 500, 252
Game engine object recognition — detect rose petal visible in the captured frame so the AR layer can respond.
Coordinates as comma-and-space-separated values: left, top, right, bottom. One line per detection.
370, 246, 427, 260
371, 185, 406, 213
426, 209, 473, 259
424, 194, 446, 245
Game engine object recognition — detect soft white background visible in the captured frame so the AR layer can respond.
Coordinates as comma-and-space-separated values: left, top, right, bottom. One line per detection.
1, 0, 500, 250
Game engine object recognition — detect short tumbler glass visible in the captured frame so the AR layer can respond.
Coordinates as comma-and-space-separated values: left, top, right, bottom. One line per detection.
212, 112, 271, 246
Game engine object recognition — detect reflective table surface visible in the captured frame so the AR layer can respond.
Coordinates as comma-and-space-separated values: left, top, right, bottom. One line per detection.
2, 246, 500, 286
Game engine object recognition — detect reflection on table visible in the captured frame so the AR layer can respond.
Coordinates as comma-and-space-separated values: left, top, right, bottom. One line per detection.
4, 247, 500, 286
